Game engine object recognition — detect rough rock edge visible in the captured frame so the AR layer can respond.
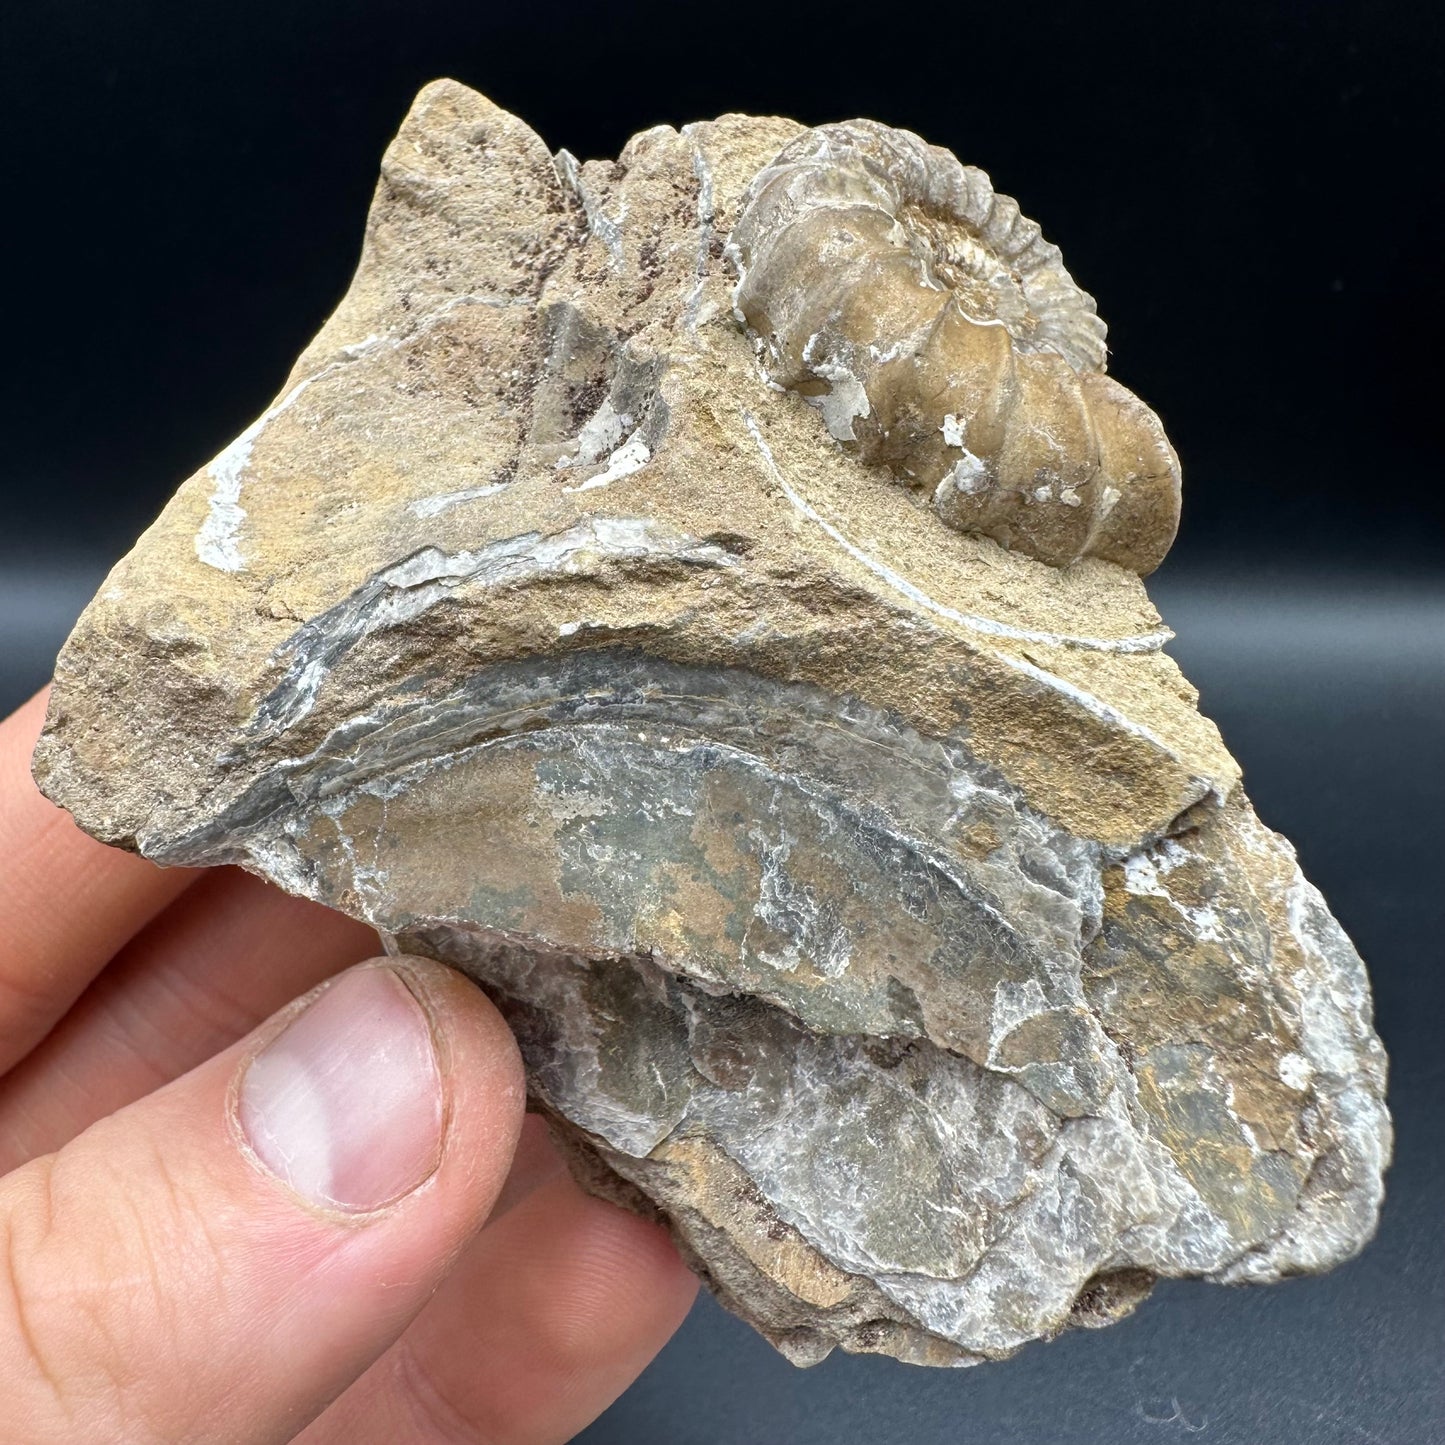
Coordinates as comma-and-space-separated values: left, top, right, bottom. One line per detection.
30, 80, 1391, 1369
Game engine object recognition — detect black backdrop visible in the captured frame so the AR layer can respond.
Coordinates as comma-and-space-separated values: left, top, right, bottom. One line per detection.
1, 4, 1441, 1443
2, 0, 1441, 569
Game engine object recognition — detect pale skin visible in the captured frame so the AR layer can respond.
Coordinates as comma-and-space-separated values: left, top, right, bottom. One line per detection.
0, 689, 698, 1444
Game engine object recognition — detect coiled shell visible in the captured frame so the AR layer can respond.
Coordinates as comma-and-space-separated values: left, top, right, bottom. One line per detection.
730, 121, 1181, 574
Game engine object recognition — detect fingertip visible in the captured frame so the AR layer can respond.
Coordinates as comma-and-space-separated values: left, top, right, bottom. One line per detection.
0, 952, 535, 1443
477, 1174, 699, 1385
557, 1192, 701, 1352
486, 1112, 568, 1224
383, 955, 527, 1175
387, 954, 522, 1070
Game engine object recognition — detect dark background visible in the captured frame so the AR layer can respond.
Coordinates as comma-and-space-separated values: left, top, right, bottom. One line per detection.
1, 3, 1440, 1441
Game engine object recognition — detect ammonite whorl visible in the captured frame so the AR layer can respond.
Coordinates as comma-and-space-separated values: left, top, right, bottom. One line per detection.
729, 121, 1181, 574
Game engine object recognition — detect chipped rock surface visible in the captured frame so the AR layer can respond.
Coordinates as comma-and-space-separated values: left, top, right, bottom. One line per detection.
35, 81, 1390, 1367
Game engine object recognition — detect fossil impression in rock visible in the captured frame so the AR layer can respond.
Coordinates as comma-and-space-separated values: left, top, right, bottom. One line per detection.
35, 82, 1390, 1368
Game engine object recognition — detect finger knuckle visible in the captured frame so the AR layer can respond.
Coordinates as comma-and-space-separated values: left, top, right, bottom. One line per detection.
0, 1135, 223, 1443
394, 1338, 499, 1445
0, 1157, 73, 1425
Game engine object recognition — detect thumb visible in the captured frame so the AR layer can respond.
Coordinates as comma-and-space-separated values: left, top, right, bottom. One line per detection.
1, 956, 526, 1443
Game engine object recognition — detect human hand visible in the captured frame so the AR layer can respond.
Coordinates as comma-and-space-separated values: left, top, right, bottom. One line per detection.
0, 689, 698, 1443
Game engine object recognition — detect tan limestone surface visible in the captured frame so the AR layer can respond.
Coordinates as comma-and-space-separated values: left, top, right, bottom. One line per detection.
33, 82, 1389, 1367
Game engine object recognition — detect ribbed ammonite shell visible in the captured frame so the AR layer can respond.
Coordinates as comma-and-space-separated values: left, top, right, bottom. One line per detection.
729, 121, 1181, 574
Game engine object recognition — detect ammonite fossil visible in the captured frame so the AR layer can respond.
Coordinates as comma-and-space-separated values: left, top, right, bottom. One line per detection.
730, 120, 1182, 574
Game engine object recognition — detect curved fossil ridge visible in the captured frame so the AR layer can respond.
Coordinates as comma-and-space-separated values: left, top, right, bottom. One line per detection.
730, 121, 1182, 574
165, 652, 1384, 1367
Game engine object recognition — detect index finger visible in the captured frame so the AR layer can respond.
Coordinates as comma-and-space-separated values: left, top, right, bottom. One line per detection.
0, 689, 198, 1074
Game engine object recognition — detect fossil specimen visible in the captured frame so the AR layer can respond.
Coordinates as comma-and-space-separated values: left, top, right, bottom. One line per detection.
35, 82, 1389, 1368
731, 121, 1181, 573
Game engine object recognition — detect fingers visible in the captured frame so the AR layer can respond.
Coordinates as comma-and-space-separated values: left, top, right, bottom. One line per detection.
301, 1168, 699, 1445
0, 956, 525, 1444
0, 868, 380, 1172
0, 691, 197, 1073
486, 1111, 568, 1223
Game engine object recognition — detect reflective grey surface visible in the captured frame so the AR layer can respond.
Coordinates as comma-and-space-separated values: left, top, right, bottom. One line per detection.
579, 568, 1444, 1445
2, 562, 1441, 1443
